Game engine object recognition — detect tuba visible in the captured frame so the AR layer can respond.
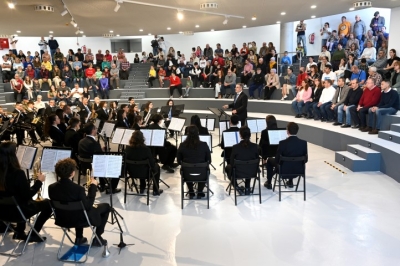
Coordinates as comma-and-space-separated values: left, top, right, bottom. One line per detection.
33, 158, 44, 201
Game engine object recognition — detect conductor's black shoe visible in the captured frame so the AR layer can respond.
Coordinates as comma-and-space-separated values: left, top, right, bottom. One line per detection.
244, 188, 251, 195
333, 122, 342, 126
161, 164, 169, 170
98, 186, 106, 192
92, 238, 107, 247
153, 189, 163, 196
75, 237, 88, 245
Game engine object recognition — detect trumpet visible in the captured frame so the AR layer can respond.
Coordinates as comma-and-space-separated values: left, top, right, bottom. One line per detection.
86, 169, 92, 187
33, 158, 44, 202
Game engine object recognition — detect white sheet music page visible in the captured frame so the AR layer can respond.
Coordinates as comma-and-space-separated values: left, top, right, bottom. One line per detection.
16, 146, 26, 167
223, 132, 238, 148
92, 155, 107, 177
102, 122, 115, 138
247, 120, 258, 134
200, 118, 215, 131
55, 150, 72, 165
200, 135, 212, 151
219, 121, 230, 133
121, 129, 135, 145
168, 117, 185, 131
257, 119, 267, 132
94, 119, 101, 128
151, 130, 165, 147
41, 149, 57, 172
268, 130, 287, 145
112, 128, 125, 144
141, 129, 152, 146
105, 155, 123, 178
21, 146, 37, 169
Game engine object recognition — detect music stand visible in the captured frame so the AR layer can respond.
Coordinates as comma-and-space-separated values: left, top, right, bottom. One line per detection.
167, 117, 186, 147
16, 145, 38, 181
208, 107, 229, 146
93, 152, 134, 254
174, 104, 185, 115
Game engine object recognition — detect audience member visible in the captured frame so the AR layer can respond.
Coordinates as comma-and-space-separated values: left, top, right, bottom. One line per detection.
336, 79, 363, 127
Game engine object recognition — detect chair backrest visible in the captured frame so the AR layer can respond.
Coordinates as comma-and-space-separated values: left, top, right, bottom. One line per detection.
181, 162, 209, 182
125, 159, 151, 179
278, 155, 307, 176
233, 158, 260, 179
0, 196, 26, 223
51, 200, 91, 229
77, 155, 93, 163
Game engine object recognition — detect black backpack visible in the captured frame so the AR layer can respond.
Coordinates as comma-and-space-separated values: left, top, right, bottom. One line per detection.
151, 40, 158, 48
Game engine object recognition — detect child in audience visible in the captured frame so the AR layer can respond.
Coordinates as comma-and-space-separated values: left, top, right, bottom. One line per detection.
95, 66, 102, 79
99, 74, 109, 99
184, 76, 193, 98
158, 68, 166, 88
326, 30, 339, 51
141, 52, 147, 63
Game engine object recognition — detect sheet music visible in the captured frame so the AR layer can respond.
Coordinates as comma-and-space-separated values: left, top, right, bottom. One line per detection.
92, 155, 106, 177
223, 132, 240, 148
257, 119, 267, 131
121, 129, 135, 145
105, 155, 123, 178
200, 135, 212, 151
151, 130, 165, 147
219, 121, 230, 132
101, 122, 115, 137
141, 129, 152, 146
268, 130, 288, 145
112, 128, 125, 144
94, 119, 101, 128
168, 117, 186, 131
41, 149, 57, 172
55, 150, 72, 165
16, 146, 25, 166
21, 146, 37, 170
200, 118, 215, 131
247, 120, 258, 134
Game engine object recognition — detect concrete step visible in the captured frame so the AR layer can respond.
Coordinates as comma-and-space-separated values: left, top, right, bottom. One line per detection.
347, 144, 380, 161
378, 130, 400, 145
335, 151, 369, 172
390, 124, 400, 133
336, 142, 381, 172
0, 95, 5, 104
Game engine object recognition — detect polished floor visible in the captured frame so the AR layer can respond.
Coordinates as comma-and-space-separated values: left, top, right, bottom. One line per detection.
1, 135, 400, 266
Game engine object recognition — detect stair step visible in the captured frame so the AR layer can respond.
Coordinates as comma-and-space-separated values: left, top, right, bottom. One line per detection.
347, 144, 380, 160
391, 124, 400, 133
378, 130, 400, 144
335, 151, 378, 172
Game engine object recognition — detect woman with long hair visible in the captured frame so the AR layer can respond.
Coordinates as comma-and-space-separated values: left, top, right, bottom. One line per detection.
0, 141, 52, 242
343, 53, 358, 81
383, 49, 400, 80
115, 109, 130, 128
177, 125, 211, 199
225, 126, 259, 195
214, 69, 224, 99
132, 115, 145, 130
184, 115, 209, 135
308, 65, 319, 83
306, 78, 324, 119
45, 113, 64, 146
259, 115, 278, 189
125, 131, 163, 195
127, 104, 139, 126
143, 101, 154, 125
292, 79, 312, 118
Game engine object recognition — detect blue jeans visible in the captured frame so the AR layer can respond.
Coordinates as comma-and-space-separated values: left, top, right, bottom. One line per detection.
319, 102, 332, 120
64, 77, 71, 87
297, 35, 307, 55
91, 85, 98, 97
355, 35, 364, 50
313, 102, 331, 119
279, 63, 289, 76
50, 49, 57, 63
153, 47, 158, 56
249, 83, 263, 98
100, 88, 109, 99
368, 107, 398, 129
292, 100, 305, 115
290, 86, 297, 97
305, 101, 314, 117
337, 104, 353, 125
34, 68, 41, 79
324, 103, 338, 121
221, 84, 235, 95
73, 78, 85, 88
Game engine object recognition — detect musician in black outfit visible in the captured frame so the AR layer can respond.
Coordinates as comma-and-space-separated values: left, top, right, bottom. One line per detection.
0, 106, 12, 141
132, 115, 146, 130
77, 97, 91, 125
225, 126, 259, 195
148, 114, 177, 173
220, 114, 240, 165
0, 142, 52, 242
23, 101, 41, 143
161, 99, 178, 137
45, 99, 58, 117
64, 117, 83, 161
49, 158, 110, 246
12, 102, 39, 145
266, 122, 308, 188
184, 115, 209, 135
125, 130, 163, 195
78, 123, 121, 194
115, 109, 130, 129
96, 101, 109, 131
177, 125, 211, 199
259, 115, 278, 189
44, 114, 65, 147
223, 83, 248, 125
55, 109, 67, 133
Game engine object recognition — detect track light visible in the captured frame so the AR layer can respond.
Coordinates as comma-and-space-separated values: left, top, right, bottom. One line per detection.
8, 2, 15, 9
177, 10, 184, 20
75, 29, 80, 35
61, 9, 68, 16
223, 17, 228, 25
114, 3, 121, 12
71, 20, 77, 27
251, 15, 256, 21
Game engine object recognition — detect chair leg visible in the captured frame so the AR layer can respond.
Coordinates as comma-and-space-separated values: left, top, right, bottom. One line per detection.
234, 180, 237, 206
147, 178, 151, 206
57, 229, 67, 261
181, 178, 184, 209
258, 176, 262, 204
278, 175, 282, 202
272, 173, 277, 192
124, 177, 127, 204
295, 176, 301, 191
303, 175, 306, 201
207, 179, 210, 209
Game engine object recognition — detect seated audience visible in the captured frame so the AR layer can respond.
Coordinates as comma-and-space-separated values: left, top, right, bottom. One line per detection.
281, 67, 297, 100
292, 79, 312, 118
264, 69, 280, 100
390, 62, 400, 90
336, 79, 363, 127
313, 80, 336, 121
359, 41, 376, 65
305, 78, 323, 119
326, 77, 350, 123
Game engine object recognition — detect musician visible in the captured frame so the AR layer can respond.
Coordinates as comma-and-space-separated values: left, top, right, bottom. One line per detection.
259, 115, 278, 189
78, 123, 121, 194
96, 101, 109, 130
177, 125, 211, 199
58, 100, 66, 111
149, 114, 177, 173
127, 104, 139, 126
11, 73, 24, 102
125, 130, 163, 195
34, 95, 46, 116
143, 101, 154, 125
64, 117, 82, 160
49, 158, 110, 246
93, 97, 101, 111
109, 101, 118, 121
13, 102, 40, 145
225, 126, 259, 195
77, 97, 91, 124
221, 114, 240, 165
115, 109, 130, 129
0, 106, 12, 141
0, 141, 52, 242
161, 99, 178, 137
45, 99, 57, 117
184, 115, 209, 135
222, 83, 248, 126
44, 114, 64, 147
25, 101, 43, 141
132, 115, 146, 130
55, 109, 67, 133
128, 97, 135, 108
62, 105, 72, 125
22, 96, 30, 112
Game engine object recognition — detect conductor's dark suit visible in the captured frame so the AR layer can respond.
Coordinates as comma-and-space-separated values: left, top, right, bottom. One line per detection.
275, 136, 308, 178
177, 141, 211, 192
48, 178, 110, 238
220, 126, 240, 164
228, 91, 248, 125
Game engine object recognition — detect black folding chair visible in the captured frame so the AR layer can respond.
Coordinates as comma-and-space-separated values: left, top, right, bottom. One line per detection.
124, 158, 159, 205
0, 196, 45, 257
50, 200, 103, 263
273, 156, 307, 201
180, 162, 210, 209
229, 159, 262, 206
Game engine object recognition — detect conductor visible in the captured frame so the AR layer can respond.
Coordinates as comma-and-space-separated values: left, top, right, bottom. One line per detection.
223, 83, 248, 126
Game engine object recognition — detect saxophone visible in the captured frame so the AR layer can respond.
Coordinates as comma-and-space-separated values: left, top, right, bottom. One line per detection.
33, 158, 44, 201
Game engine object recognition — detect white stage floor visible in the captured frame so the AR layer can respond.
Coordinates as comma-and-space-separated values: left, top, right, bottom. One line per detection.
1, 136, 400, 266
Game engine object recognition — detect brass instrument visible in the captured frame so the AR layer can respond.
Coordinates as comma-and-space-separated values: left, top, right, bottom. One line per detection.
33, 158, 44, 201
90, 104, 98, 120
143, 109, 152, 125
71, 106, 81, 118
86, 169, 92, 187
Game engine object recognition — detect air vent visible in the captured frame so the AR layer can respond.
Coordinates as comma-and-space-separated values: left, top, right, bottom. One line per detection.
200, 3, 218, 9
0, 35, 10, 38
34, 5, 54, 12
353, 1, 372, 8
103, 34, 114, 38
183, 31, 194, 35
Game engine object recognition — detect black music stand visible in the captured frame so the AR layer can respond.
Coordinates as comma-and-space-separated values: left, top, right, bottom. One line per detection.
174, 104, 185, 116
208, 107, 230, 147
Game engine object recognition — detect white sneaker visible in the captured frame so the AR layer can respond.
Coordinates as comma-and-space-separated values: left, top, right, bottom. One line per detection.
283, 95, 288, 99
345, 78, 350, 83
280, 97, 284, 101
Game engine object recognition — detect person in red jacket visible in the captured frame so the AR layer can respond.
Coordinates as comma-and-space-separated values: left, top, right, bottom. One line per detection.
212, 54, 225, 67
169, 72, 183, 98
349, 78, 381, 129
25, 65, 35, 79
85, 63, 96, 85
295, 67, 308, 93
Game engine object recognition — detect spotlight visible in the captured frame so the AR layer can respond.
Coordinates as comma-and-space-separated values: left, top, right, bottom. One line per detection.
114, 3, 120, 12
61, 9, 68, 16
8, 2, 15, 9
223, 17, 228, 25
251, 15, 256, 21
71, 20, 77, 27
177, 10, 184, 20
75, 29, 80, 35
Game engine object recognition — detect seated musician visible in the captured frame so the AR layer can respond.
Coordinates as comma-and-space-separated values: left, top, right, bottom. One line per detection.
44, 99, 57, 117
77, 97, 91, 125
64, 117, 83, 160
115, 109, 130, 129
127, 104, 139, 127
78, 123, 121, 194
142, 101, 154, 126
149, 114, 177, 173
55, 109, 67, 133
220, 114, 240, 165
161, 99, 177, 137
132, 115, 146, 130
225, 126, 259, 195
13, 101, 39, 145
259, 115, 278, 189
44, 114, 65, 147
184, 115, 209, 135
0, 106, 12, 141
177, 125, 211, 199
96, 101, 109, 131
24, 101, 42, 143
49, 158, 110, 246
0, 141, 52, 242
125, 130, 163, 195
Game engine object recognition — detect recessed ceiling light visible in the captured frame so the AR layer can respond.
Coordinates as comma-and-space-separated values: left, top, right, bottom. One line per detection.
139, 29, 143, 32
276, 21, 281, 24
80, 31, 84, 34
16, 30, 21, 33
311, 5, 317, 8
8, 2, 15, 9
167, 27, 171, 30
49, 31, 53, 34
349, 7, 355, 11
281, 12, 286, 15
148, 33, 151, 35
311, 15, 316, 18
116, 34, 120, 37
211, 29, 214, 32
82, 35, 86, 37
179, 31, 183, 34
110, 30, 113, 33
242, 25, 247, 28
195, 25, 200, 28
177, 11, 184, 20
251, 16, 256, 21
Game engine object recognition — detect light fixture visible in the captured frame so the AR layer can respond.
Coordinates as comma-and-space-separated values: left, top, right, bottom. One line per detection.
8, 2, 15, 9
195, 25, 200, 28
75, 29, 80, 35
211, 29, 214, 32
114, 2, 121, 12
179, 31, 183, 34
281, 12, 286, 15
349, 7, 355, 11
116, 34, 120, 36
110, 30, 113, 33
16, 30, 21, 33
242, 25, 246, 28
80, 31, 84, 34
177, 10, 184, 20
61, 9, 68, 16
82, 35, 86, 37
13, 34, 18, 37
311, 5, 317, 8
311, 15, 316, 18
148, 33, 152, 35
276, 21, 281, 24
223, 16, 228, 25
70, 19, 77, 27
167, 27, 171, 30
139, 29, 143, 32
251, 15, 256, 21
49, 31, 53, 34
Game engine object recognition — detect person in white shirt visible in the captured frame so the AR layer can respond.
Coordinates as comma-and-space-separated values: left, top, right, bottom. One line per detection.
34, 95, 46, 111
313, 79, 336, 121
38, 37, 48, 59
306, 57, 317, 73
1, 55, 12, 82
321, 64, 338, 86
320, 22, 332, 48
319, 45, 331, 62
70, 83, 83, 105
199, 56, 207, 69
359, 41, 376, 65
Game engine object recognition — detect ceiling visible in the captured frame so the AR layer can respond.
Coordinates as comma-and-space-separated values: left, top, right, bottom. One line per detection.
2, 0, 400, 37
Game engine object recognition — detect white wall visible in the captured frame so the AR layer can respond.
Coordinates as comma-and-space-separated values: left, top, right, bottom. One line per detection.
289, 7, 391, 56
389, 7, 400, 52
